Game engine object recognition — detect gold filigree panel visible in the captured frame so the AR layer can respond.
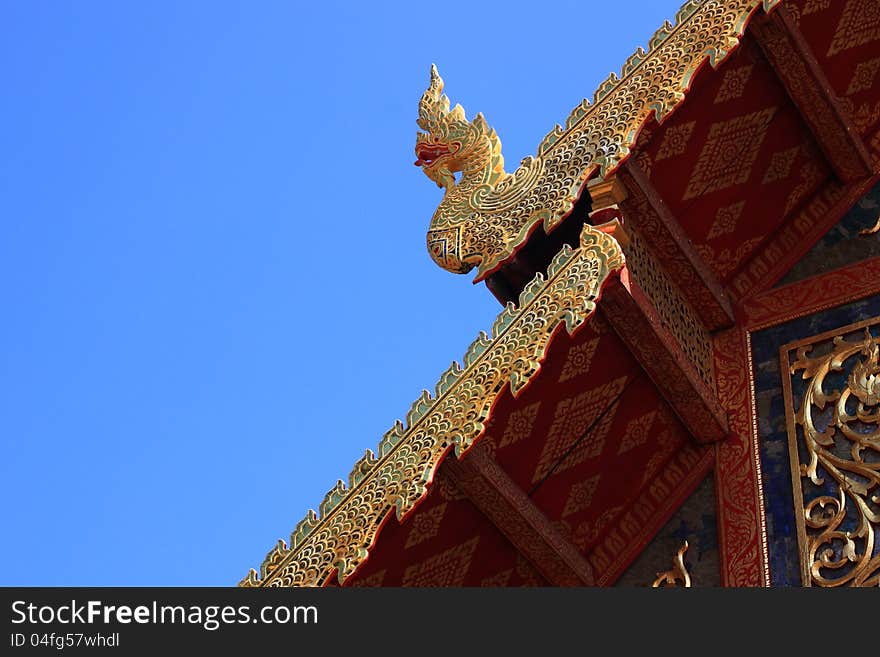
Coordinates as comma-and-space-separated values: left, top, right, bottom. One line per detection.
781, 316, 880, 587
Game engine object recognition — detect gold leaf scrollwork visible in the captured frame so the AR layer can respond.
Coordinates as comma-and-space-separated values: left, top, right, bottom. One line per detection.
652, 541, 692, 587
785, 321, 880, 587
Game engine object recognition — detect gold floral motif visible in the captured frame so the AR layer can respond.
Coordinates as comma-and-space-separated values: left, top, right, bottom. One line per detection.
239, 224, 624, 587
708, 200, 746, 239
415, 0, 780, 280
652, 541, 693, 587
714, 64, 755, 104
561, 474, 602, 518
827, 0, 880, 57
498, 401, 542, 447
782, 319, 880, 587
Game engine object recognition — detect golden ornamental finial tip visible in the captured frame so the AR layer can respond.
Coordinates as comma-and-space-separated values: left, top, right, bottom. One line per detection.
429, 64, 442, 87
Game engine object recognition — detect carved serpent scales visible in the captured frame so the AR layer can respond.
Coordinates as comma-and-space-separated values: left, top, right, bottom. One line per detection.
415, 0, 781, 280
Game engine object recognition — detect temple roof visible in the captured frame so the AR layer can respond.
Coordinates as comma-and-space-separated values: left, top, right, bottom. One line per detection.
241, 0, 880, 587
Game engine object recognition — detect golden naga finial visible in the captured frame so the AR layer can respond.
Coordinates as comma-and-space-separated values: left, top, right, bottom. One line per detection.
413, 0, 777, 280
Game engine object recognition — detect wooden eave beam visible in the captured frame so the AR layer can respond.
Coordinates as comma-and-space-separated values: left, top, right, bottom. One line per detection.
598, 270, 729, 444
443, 443, 595, 586
751, 7, 874, 183
613, 161, 736, 331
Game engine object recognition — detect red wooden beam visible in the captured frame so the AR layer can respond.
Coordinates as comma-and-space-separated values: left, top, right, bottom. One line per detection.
614, 161, 736, 331
750, 7, 874, 183
599, 270, 729, 444
444, 443, 595, 586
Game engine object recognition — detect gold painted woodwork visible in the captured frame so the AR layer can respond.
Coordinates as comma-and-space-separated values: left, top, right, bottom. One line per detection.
652, 541, 693, 587
240, 223, 624, 587
781, 317, 880, 587
587, 176, 629, 213
623, 229, 715, 389
415, 0, 781, 280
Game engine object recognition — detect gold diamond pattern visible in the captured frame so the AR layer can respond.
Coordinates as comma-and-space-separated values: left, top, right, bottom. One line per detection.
828, 0, 880, 57
762, 146, 800, 184
714, 64, 754, 104
561, 474, 602, 518
558, 338, 600, 383
707, 200, 746, 240
683, 107, 775, 200
846, 57, 880, 95
498, 401, 542, 448
402, 536, 479, 586
655, 121, 696, 161
404, 502, 448, 549
532, 377, 627, 483
617, 410, 658, 455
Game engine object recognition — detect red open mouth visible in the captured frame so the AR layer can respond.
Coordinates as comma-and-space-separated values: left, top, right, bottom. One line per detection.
415, 142, 451, 167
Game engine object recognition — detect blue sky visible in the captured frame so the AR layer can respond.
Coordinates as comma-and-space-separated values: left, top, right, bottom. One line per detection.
2, 1, 687, 585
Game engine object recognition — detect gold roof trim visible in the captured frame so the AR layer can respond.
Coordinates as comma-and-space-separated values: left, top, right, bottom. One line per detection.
240, 223, 624, 586
415, 0, 780, 279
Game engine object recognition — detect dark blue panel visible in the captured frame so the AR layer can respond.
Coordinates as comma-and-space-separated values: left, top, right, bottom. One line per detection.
776, 179, 880, 286
751, 295, 880, 586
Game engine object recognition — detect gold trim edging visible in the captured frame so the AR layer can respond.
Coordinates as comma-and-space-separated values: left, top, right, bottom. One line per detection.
240, 224, 624, 586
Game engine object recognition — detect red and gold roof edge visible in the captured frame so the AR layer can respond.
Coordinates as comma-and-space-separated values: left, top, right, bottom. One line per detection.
240, 0, 782, 587
240, 224, 623, 587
